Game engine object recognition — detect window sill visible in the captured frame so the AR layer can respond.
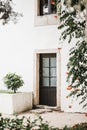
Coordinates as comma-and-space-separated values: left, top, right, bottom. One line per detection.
34, 14, 60, 26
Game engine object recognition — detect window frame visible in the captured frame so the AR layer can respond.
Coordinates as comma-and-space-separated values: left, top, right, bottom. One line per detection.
40, 54, 57, 87
34, 0, 60, 26
33, 48, 61, 109
40, 0, 57, 15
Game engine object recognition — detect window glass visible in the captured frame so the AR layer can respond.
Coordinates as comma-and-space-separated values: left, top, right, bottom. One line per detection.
50, 68, 56, 76
43, 0, 48, 14
40, 54, 57, 87
43, 68, 49, 76
50, 57, 56, 67
50, 78, 56, 86
43, 78, 49, 86
42, 58, 49, 67
40, 0, 57, 15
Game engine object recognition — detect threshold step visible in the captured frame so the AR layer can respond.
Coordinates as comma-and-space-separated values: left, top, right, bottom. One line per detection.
34, 105, 60, 111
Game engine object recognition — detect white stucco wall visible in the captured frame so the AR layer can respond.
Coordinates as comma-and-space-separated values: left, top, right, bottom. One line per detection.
0, 0, 86, 113
0, 0, 59, 92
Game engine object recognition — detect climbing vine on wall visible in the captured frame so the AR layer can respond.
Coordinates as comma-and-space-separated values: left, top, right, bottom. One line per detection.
0, 0, 22, 25
58, 0, 87, 108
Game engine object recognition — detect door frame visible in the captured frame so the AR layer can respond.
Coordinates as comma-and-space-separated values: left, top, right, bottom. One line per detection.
33, 49, 61, 109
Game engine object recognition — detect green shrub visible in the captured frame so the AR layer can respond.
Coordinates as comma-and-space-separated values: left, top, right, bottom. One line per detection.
0, 114, 58, 130
63, 123, 87, 130
3, 73, 24, 93
0, 114, 86, 130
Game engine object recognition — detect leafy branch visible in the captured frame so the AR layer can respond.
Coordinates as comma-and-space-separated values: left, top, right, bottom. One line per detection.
58, 0, 87, 107
58, 9, 85, 43
0, 0, 22, 25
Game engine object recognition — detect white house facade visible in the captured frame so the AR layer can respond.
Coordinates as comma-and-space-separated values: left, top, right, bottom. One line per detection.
0, 0, 86, 113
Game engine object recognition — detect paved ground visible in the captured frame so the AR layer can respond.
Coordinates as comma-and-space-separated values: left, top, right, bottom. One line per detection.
3, 109, 87, 129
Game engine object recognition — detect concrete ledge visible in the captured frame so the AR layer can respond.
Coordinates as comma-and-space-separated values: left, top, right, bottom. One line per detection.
0, 92, 33, 114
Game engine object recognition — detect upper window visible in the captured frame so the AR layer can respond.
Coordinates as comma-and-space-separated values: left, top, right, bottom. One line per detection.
40, 0, 57, 15
34, 0, 61, 26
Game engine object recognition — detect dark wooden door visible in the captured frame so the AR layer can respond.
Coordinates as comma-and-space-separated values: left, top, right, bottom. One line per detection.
39, 53, 56, 106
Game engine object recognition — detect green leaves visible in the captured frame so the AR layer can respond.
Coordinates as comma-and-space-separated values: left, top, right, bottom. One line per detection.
0, 0, 22, 25
58, 0, 87, 108
3, 73, 24, 93
0, 114, 57, 130
58, 9, 85, 43
67, 40, 87, 107
0, 114, 87, 130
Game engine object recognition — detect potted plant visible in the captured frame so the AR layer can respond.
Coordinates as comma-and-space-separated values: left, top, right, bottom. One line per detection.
3, 73, 24, 93
0, 73, 33, 114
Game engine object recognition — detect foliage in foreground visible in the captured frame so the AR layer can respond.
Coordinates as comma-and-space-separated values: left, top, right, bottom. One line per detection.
63, 123, 87, 130
0, 114, 57, 130
0, 114, 87, 130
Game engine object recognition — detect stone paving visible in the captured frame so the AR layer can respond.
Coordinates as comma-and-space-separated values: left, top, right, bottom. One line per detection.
2, 108, 87, 129
16, 109, 87, 129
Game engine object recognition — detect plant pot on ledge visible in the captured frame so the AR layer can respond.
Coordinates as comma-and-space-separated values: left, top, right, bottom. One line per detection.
0, 92, 32, 114
0, 73, 33, 114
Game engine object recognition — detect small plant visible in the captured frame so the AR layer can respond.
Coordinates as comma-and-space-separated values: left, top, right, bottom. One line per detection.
3, 73, 24, 93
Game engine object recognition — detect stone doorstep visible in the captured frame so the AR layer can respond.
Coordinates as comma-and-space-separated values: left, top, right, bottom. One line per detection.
30, 105, 61, 114
34, 105, 60, 111
30, 108, 53, 114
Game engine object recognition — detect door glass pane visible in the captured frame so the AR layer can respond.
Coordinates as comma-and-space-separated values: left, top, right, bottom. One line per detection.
43, 58, 49, 67
43, 68, 49, 76
50, 78, 56, 86
50, 68, 56, 76
50, 57, 56, 67
43, 78, 49, 86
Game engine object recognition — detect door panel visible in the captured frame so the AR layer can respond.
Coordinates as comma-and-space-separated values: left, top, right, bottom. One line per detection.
39, 53, 56, 106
